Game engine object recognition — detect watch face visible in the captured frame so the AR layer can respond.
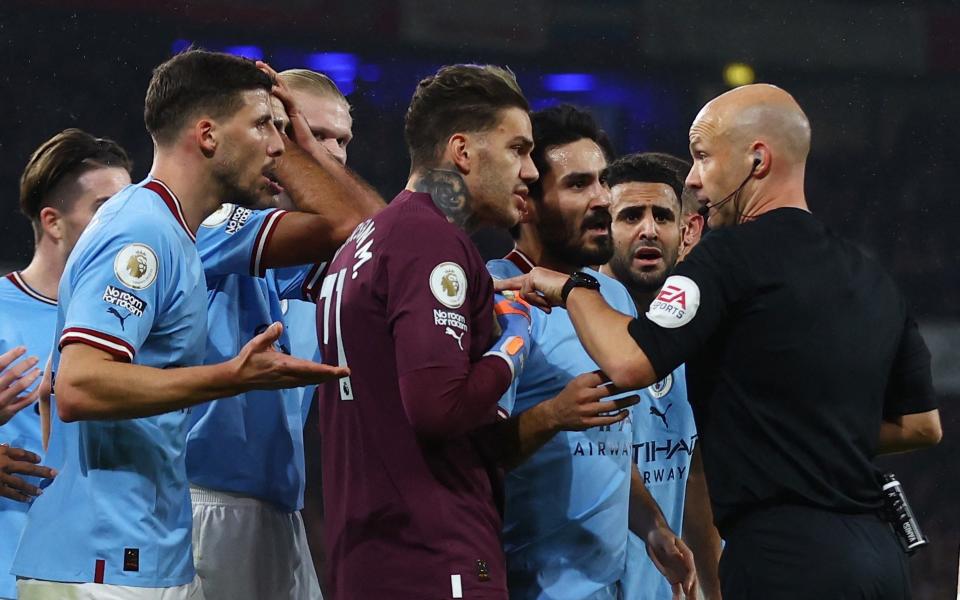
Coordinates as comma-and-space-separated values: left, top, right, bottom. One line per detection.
562, 271, 601, 304
572, 271, 600, 289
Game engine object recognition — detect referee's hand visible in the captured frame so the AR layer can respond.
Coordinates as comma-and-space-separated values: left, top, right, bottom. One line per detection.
0, 445, 56, 503
493, 267, 569, 312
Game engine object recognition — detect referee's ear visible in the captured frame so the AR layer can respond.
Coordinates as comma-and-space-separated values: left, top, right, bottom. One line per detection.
750, 145, 771, 178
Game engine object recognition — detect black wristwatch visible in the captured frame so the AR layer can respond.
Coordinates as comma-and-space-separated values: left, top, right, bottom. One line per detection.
560, 271, 601, 305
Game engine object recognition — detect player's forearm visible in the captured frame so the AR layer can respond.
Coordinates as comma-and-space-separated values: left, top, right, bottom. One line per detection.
683, 448, 722, 599
276, 141, 383, 234
628, 464, 670, 537
565, 288, 656, 390
56, 352, 242, 421
877, 410, 942, 454
479, 401, 561, 470
399, 357, 512, 439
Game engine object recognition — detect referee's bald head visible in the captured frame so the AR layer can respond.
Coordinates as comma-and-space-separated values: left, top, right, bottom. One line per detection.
693, 84, 811, 166
687, 84, 811, 227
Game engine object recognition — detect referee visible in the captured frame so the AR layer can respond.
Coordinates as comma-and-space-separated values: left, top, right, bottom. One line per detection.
495, 83, 941, 599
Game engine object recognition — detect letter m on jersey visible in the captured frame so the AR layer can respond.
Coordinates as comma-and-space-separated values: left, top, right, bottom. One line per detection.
656, 285, 686, 309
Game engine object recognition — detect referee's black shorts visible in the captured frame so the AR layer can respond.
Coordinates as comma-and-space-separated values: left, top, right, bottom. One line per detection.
719, 504, 910, 599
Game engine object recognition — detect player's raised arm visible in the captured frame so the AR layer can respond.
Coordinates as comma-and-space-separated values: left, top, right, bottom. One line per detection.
247, 61, 385, 269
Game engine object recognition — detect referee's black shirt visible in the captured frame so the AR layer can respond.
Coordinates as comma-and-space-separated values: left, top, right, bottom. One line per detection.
627, 208, 936, 536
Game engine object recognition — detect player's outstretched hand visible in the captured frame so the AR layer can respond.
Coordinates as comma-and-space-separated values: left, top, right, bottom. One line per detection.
0, 445, 56, 503
492, 267, 569, 313
0, 346, 41, 425
645, 526, 698, 600
231, 322, 349, 391
543, 371, 639, 431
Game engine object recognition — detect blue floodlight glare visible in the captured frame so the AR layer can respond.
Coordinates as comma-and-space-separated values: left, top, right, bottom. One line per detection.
543, 73, 595, 93
307, 52, 359, 96
224, 45, 264, 60
306, 52, 358, 75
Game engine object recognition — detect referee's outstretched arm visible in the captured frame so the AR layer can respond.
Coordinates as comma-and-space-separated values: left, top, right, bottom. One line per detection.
494, 268, 657, 390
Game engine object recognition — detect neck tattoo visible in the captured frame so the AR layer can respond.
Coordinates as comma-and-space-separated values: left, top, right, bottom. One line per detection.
413, 168, 476, 231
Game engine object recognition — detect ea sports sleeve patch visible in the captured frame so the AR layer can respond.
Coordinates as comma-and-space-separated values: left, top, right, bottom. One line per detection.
645, 275, 701, 329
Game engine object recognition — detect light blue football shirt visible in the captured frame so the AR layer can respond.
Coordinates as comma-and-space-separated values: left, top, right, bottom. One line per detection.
12, 178, 207, 587
281, 298, 322, 426
186, 204, 322, 512
488, 250, 639, 600
621, 365, 698, 600
0, 273, 57, 599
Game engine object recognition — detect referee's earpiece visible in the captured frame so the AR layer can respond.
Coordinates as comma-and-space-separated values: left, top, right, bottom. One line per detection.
751, 154, 761, 172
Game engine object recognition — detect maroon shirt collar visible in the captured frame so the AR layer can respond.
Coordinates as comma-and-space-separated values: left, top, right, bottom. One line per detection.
504, 248, 536, 274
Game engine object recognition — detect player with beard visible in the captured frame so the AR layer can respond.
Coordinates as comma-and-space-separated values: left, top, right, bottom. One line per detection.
11, 51, 353, 600
314, 64, 545, 600
493, 84, 939, 599
486, 105, 694, 600
600, 152, 721, 600
633, 153, 705, 262
0, 129, 132, 600
186, 66, 380, 600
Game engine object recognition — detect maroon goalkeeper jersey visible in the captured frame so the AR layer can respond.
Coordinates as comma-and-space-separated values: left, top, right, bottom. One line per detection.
315, 191, 508, 599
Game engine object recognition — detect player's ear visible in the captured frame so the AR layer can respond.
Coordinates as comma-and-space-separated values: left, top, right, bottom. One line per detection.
196, 118, 217, 158
448, 133, 471, 175
38, 207, 64, 242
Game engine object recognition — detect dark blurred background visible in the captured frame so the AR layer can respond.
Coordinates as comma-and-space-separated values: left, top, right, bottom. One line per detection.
1, 1, 956, 597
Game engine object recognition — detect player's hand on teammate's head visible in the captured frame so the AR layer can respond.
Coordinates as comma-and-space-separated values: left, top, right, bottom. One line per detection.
232, 322, 350, 391
493, 267, 568, 312
256, 60, 332, 165
0, 444, 56, 503
543, 370, 640, 432
0, 346, 42, 425
644, 527, 698, 600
